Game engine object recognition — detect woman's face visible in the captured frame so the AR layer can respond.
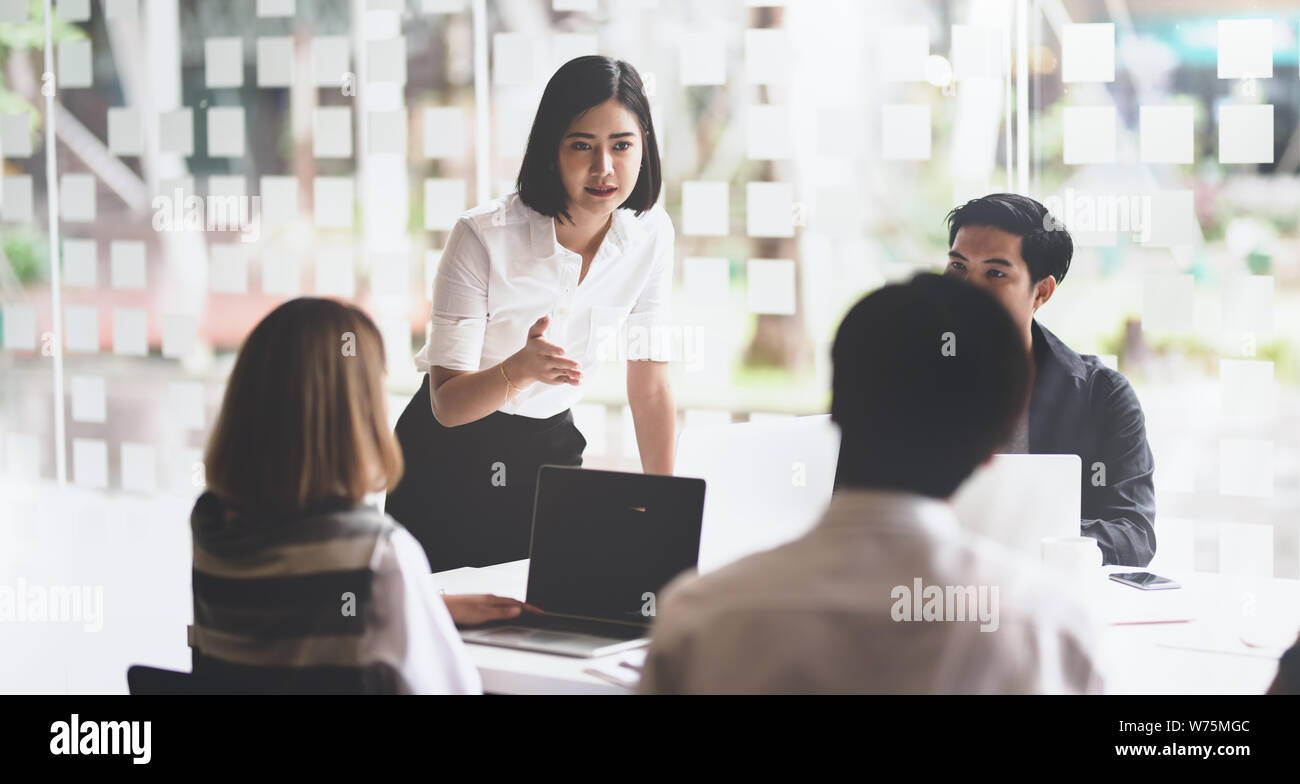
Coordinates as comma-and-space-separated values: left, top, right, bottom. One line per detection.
555, 98, 644, 224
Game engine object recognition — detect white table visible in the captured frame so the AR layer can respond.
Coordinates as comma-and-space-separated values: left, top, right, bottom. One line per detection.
432, 560, 1300, 695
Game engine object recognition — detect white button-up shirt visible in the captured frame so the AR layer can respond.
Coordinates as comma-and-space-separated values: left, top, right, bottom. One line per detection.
640, 488, 1105, 694
414, 192, 674, 419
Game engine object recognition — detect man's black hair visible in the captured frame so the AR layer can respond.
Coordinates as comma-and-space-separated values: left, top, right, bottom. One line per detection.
945, 193, 1073, 285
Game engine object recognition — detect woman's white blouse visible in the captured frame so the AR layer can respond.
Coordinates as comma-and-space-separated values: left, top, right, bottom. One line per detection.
414, 192, 675, 419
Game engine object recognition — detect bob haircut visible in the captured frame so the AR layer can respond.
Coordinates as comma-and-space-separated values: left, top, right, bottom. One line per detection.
516, 55, 662, 223
204, 297, 404, 516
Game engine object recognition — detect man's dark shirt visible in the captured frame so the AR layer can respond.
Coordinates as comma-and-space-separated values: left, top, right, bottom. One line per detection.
1029, 320, 1156, 566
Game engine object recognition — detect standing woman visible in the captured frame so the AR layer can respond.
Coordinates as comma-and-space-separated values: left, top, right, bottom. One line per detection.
386, 56, 677, 572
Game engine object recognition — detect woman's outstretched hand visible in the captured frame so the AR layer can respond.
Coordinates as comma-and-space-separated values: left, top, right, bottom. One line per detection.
503, 315, 582, 387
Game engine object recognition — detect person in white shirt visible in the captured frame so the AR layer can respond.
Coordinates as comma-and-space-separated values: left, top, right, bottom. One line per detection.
640, 274, 1104, 694
386, 56, 677, 573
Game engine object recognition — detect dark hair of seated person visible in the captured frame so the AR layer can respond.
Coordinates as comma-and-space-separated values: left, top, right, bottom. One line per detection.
831, 273, 1033, 498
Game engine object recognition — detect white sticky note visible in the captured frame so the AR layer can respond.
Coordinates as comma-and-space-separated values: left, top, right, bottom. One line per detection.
746, 181, 793, 238
553, 33, 598, 72
423, 107, 464, 158
680, 32, 725, 86
1218, 19, 1273, 79
312, 36, 349, 87
422, 0, 466, 11
258, 0, 295, 16
0, 0, 26, 22
58, 39, 92, 88
209, 175, 247, 199
110, 241, 146, 290
368, 37, 406, 84
747, 258, 796, 315
64, 305, 98, 353
57, 0, 89, 22
493, 33, 538, 85
746, 104, 792, 160
107, 107, 142, 156
120, 442, 157, 494
814, 186, 861, 235
2, 304, 36, 350
314, 177, 354, 228
370, 252, 410, 299
683, 257, 729, 307
259, 176, 299, 226
570, 403, 606, 458
1139, 105, 1193, 164
1061, 23, 1114, 83
881, 104, 931, 161
72, 438, 108, 490
61, 174, 96, 222
1218, 104, 1273, 164
1221, 275, 1273, 334
951, 24, 1004, 80
258, 36, 295, 87
1063, 106, 1116, 164
1141, 273, 1194, 332
5, 433, 40, 480
1219, 438, 1272, 498
207, 106, 245, 158
205, 37, 244, 88
745, 29, 788, 85
160, 108, 194, 156
368, 109, 407, 156
879, 26, 928, 82
70, 375, 106, 423
162, 313, 197, 359
169, 382, 205, 430
495, 99, 533, 157
1141, 190, 1198, 247
681, 181, 728, 236
315, 246, 356, 297
105, 0, 137, 20
424, 178, 465, 231
62, 239, 96, 287
313, 107, 353, 158
1220, 359, 1274, 418
113, 307, 147, 356
1218, 521, 1273, 576
209, 243, 249, 293
1, 175, 34, 222
0, 113, 31, 156
261, 253, 301, 296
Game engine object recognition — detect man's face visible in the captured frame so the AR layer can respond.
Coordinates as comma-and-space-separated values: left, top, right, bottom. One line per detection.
944, 224, 1054, 341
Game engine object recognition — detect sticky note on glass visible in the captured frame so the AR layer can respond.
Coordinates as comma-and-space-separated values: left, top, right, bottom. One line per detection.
209, 175, 247, 199
1063, 106, 1116, 164
58, 39, 92, 88
72, 438, 108, 490
951, 24, 1004, 80
259, 176, 299, 226
64, 305, 98, 353
113, 307, 147, 356
70, 375, 107, 423
261, 252, 300, 296
746, 258, 796, 315
1, 175, 34, 222
368, 109, 407, 156
312, 36, 349, 88
1141, 273, 1194, 332
314, 107, 353, 158
1218, 104, 1272, 164
368, 37, 407, 84
0, 0, 26, 22
314, 176, 354, 228
681, 181, 728, 236
370, 252, 410, 299
160, 108, 194, 156
315, 245, 356, 297
162, 313, 197, 359
1218, 520, 1273, 575
423, 107, 465, 158
258, 36, 295, 87
1139, 105, 1193, 164
61, 174, 96, 222
746, 181, 793, 238
107, 107, 142, 156
494, 32, 538, 85
1140, 190, 1198, 248
258, 0, 295, 16
878, 25, 927, 82
207, 107, 246, 158
2, 304, 36, 350
1217, 19, 1273, 79
0, 113, 31, 157
1221, 274, 1273, 334
424, 178, 466, 231
205, 37, 244, 88
63, 239, 97, 287
209, 244, 249, 293
1219, 359, 1274, 419
169, 382, 205, 430
1219, 438, 1273, 498
1061, 23, 1114, 83
881, 104, 931, 161
57, 0, 89, 21
110, 241, 146, 289
745, 29, 787, 85
105, 0, 138, 20
679, 32, 725, 86
683, 257, 729, 307
746, 104, 792, 160
120, 442, 157, 493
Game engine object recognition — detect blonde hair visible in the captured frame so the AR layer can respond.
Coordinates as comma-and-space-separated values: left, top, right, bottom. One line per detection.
204, 297, 404, 514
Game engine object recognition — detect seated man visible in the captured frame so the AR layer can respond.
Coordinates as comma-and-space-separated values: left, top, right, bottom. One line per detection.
640, 274, 1103, 694
944, 194, 1155, 566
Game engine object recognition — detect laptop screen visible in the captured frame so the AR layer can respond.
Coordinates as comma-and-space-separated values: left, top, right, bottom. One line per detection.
525, 467, 705, 626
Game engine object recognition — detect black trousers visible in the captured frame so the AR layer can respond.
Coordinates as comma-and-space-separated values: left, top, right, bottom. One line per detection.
385, 373, 586, 573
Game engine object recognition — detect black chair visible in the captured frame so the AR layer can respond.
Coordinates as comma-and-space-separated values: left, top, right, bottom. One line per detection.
127, 657, 400, 695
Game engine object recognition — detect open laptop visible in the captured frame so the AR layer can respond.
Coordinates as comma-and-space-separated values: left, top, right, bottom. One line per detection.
950, 453, 1082, 554
458, 466, 706, 658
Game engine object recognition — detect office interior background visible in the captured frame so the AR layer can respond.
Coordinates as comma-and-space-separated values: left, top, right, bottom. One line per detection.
0, 0, 1296, 692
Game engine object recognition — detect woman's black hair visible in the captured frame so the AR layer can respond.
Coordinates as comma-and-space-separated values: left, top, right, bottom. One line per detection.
516, 56, 662, 223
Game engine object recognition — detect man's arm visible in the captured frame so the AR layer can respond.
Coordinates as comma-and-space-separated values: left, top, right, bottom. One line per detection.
1082, 370, 1156, 566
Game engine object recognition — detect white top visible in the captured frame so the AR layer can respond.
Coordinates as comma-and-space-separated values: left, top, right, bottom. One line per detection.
415, 192, 675, 419
639, 488, 1105, 694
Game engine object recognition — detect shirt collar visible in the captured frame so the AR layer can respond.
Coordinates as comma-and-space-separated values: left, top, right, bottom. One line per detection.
527, 207, 646, 260
1031, 319, 1088, 382
817, 487, 961, 541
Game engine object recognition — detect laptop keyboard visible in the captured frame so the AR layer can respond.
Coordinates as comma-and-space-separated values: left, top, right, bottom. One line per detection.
513, 613, 646, 640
